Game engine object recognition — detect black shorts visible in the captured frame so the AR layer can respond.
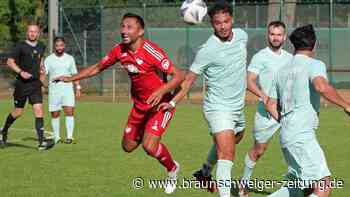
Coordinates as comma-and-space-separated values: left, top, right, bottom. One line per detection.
13, 80, 43, 108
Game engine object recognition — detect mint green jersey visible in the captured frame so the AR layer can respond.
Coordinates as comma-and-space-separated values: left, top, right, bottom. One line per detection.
269, 54, 328, 147
248, 47, 292, 115
190, 28, 248, 112
44, 53, 77, 92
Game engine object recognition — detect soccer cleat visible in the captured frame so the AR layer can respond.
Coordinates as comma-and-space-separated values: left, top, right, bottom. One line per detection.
193, 169, 218, 193
165, 161, 180, 194
38, 139, 55, 151
64, 138, 76, 144
54, 137, 62, 144
0, 128, 8, 146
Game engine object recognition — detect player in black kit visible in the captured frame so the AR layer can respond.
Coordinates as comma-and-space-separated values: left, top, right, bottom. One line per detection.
0, 24, 54, 150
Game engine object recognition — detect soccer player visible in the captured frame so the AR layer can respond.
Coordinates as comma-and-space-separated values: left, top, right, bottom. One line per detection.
0, 24, 54, 150
44, 37, 81, 144
239, 21, 292, 196
159, 2, 247, 197
54, 13, 185, 194
266, 25, 350, 197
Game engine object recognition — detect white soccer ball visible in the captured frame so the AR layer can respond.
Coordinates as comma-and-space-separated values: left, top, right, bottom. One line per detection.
180, 0, 207, 25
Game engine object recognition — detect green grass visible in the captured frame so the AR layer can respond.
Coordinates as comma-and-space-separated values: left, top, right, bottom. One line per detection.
0, 101, 349, 197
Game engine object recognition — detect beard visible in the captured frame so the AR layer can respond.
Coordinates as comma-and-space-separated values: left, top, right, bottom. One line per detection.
55, 49, 64, 56
269, 40, 283, 50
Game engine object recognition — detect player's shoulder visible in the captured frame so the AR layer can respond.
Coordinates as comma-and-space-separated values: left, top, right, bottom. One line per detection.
281, 49, 293, 58
45, 53, 56, 60
143, 39, 166, 60
233, 28, 248, 41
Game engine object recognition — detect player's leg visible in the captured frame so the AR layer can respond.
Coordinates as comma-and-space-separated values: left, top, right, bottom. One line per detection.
143, 109, 178, 194
121, 107, 145, 153
240, 113, 280, 196
30, 86, 54, 150
49, 92, 63, 144
62, 89, 76, 144
63, 106, 75, 144
214, 129, 235, 197
51, 111, 61, 143
0, 94, 26, 145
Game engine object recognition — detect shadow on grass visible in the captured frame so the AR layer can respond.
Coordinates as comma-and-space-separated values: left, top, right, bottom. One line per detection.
1, 142, 36, 149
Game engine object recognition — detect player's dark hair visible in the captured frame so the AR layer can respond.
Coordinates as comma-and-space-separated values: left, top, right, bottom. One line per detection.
54, 36, 65, 43
268, 21, 286, 30
208, 1, 233, 19
289, 24, 316, 51
122, 13, 145, 29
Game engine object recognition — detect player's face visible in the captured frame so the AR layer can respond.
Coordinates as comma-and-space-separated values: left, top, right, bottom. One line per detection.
54, 40, 65, 55
211, 12, 233, 41
267, 26, 286, 50
120, 17, 144, 45
26, 25, 40, 42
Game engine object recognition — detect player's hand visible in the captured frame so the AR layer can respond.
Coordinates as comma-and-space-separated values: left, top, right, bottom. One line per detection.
19, 71, 32, 79
75, 90, 81, 99
261, 94, 269, 105
53, 76, 71, 83
157, 102, 174, 111
147, 90, 164, 106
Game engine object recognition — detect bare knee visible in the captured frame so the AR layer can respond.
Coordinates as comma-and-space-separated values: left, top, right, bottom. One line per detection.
250, 143, 268, 161
142, 143, 158, 156
122, 139, 139, 153
12, 108, 24, 118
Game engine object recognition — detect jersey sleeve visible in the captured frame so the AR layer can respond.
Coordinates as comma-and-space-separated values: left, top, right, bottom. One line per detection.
9, 42, 21, 62
144, 42, 175, 74
309, 60, 328, 81
70, 56, 78, 75
98, 45, 121, 71
189, 46, 211, 75
247, 53, 263, 75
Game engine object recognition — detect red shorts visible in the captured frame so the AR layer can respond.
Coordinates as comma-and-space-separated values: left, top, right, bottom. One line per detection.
123, 107, 176, 142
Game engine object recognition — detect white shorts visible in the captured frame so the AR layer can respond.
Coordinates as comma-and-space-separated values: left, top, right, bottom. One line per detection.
204, 111, 245, 134
48, 89, 75, 112
253, 111, 280, 143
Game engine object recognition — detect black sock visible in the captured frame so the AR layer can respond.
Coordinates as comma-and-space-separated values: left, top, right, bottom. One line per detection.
35, 117, 44, 144
2, 113, 17, 134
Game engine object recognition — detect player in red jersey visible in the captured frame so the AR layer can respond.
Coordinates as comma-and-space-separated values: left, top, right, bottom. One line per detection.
55, 13, 185, 194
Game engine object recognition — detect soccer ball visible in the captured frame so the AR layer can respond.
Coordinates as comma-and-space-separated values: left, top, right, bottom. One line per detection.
180, 0, 207, 25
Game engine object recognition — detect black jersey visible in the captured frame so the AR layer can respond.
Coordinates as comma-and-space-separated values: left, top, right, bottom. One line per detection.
9, 41, 45, 80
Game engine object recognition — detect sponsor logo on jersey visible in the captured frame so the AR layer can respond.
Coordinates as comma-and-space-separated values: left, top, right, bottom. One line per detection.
136, 58, 144, 65
161, 59, 170, 70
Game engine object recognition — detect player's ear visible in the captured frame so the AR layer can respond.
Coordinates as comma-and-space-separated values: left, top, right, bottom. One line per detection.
139, 28, 144, 37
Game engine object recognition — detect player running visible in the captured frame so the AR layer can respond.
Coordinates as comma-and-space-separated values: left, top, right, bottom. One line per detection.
159, 2, 247, 196
266, 24, 350, 197
54, 13, 185, 194
44, 36, 81, 144
239, 21, 292, 196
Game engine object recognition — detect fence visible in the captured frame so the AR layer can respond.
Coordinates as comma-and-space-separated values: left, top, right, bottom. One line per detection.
3, 0, 350, 102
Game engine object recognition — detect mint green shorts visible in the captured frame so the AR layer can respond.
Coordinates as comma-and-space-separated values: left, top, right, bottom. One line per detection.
204, 111, 245, 134
282, 138, 331, 189
48, 88, 75, 112
253, 111, 280, 143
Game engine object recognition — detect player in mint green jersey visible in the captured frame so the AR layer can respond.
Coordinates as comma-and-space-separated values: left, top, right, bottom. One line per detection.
266, 25, 350, 197
44, 37, 81, 144
239, 21, 292, 197
159, 2, 247, 196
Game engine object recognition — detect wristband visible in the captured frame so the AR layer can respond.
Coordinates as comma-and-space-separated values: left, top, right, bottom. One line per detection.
169, 100, 176, 108
76, 85, 82, 90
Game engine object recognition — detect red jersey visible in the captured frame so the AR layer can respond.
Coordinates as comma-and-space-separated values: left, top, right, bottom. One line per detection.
99, 39, 174, 110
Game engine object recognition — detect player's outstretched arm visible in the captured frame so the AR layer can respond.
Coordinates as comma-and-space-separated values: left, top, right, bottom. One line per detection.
247, 71, 268, 104
54, 63, 102, 83
158, 71, 197, 111
313, 76, 350, 114
147, 66, 185, 106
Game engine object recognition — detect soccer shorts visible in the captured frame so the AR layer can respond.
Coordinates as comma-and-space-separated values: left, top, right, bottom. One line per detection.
123, 107, 176, 142
48, 88, 75, 112
282, 137, 331, 189
204, 111, 245, 134
13, 80, 43, 108
253, 111, 280, 144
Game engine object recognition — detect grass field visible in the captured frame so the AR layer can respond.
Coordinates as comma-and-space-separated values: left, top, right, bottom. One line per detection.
0, 100, 349, 197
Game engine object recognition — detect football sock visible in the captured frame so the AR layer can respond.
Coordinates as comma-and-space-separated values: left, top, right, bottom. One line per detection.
241, 153, 256, 182
65, 116, 74, 139
202, 143, 217, 176
35, 117, 44, 144
152, 143, 176, 172
268, 187, 304, 197
216, 160, 233, 197
2, 113, 17, 133
51, 117, 60, 140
